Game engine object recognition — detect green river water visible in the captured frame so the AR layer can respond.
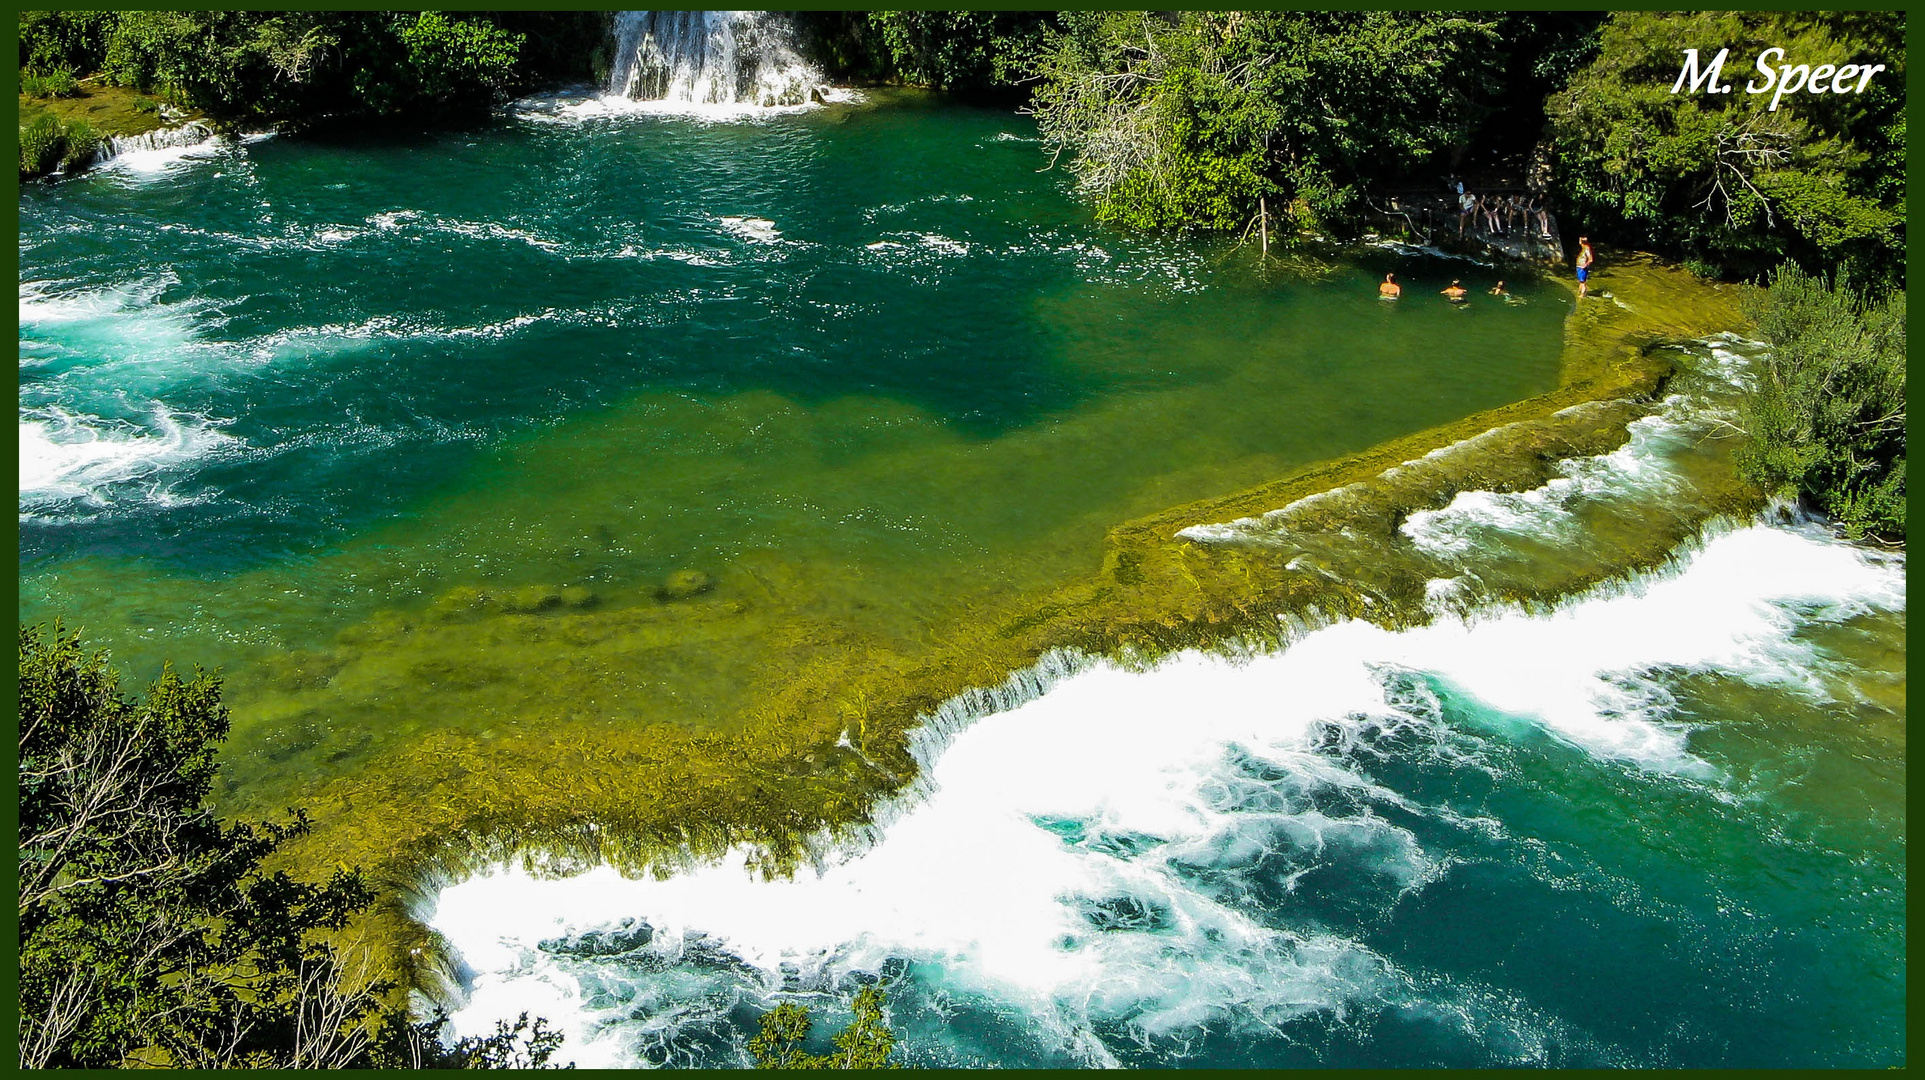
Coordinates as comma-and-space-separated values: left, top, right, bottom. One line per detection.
19, 90, 1903, 1067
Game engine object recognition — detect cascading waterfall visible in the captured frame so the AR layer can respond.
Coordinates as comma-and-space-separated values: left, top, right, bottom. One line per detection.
96, 121, 221, 163
419, 341, 1907, 1067
608, 11, 825, 107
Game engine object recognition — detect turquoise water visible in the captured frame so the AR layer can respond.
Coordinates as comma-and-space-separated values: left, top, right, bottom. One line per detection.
19, 92, 1904, 1068
21, 94, 1560, 674
432, 521, 1907, 1068
425, 344, 1905, 1068
20, 91, 1564, 800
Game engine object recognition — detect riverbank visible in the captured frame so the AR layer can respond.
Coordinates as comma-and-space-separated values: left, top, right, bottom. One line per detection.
344, 253, 1754, 1006
17, 78, 212, 179
18, 77, 187, 139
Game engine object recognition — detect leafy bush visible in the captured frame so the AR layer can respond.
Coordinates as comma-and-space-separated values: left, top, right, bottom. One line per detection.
1547, 11, 1905, 289
19, 112, 64, 176
396, 11, 524, 114
867, 11, 1054, 95
19, 115, 105, 178
58, 117, 99, 169
93, 11, 534, 127
1030, 11, 1506, 234
18, 9, 118, 74
749, 987, 898, 1069
1736, 264, 1905, 540
21, 64, 81, 98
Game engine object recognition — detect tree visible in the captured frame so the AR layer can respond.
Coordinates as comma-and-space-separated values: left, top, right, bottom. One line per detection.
748, 987, 898, 1069
866, 11, 1054, 96
1028, 11, 1506, 233
92, 11, 531, 126
17, 10, 119, 74
1546, 11, 1904, 287
1735, 266, 1905, 540
17, 624, 567, 1068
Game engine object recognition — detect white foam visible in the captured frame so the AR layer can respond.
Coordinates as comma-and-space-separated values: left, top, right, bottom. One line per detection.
910, 232, 971, 256
716, 215, 780, 244
1401, 403, 1694, 558
19, 405, 238, 513
93, 136, 225, 180
1400, 344, 1757, 560
359, 210, 566, 253
510, 88, 854, 125
424, 518, 1899, 1065
18, 275, 217, 380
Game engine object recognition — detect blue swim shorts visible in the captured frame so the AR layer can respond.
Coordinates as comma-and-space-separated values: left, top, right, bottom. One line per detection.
1576, 266, 1589, 282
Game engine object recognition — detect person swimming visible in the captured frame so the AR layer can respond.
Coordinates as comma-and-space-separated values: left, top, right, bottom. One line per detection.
1379, 272, 1402, 299
1441, 279, 1468, 302
1490, 280, 1507, 296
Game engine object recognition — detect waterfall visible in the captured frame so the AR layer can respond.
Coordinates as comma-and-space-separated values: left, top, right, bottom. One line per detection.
95, 121, 221, 164
608, 11, 825, 107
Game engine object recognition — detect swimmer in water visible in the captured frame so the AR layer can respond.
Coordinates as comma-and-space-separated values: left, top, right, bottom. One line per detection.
1379, 272, 1402, 299
1441, 279, 1468, 302
1490, 280, 1507, 296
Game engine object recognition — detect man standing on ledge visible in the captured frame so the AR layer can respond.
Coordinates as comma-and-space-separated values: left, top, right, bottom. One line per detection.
1575, 236, 1595, 298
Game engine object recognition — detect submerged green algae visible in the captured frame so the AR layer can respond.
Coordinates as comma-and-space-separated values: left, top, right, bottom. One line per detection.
193, 254, 1753, 992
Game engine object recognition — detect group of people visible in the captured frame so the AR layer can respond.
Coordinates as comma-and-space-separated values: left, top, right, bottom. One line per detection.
1376, 273, 1506, 302
1376, 236, 1596, 303
1453, 181, 1551, 241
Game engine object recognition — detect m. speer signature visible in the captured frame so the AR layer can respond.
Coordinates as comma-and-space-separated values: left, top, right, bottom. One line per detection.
1672, 48, 1886, 111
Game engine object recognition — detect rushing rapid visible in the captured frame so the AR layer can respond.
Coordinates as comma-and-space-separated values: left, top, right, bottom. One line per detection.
426, 344, 1905, 1068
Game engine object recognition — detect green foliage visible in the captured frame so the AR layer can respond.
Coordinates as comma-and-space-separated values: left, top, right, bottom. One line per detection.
19, 111, 63, 175
395, 12, 524, 113
58, 116, 98, 168
21, 64, 81, 98
1735, 264, 1905, 540
17, 624, 569, 1068
18, 113, 99, 178
18, 9, 118, 75
1547, 11, 1905, 288
749, 987, 898, 1069
369, 1009, 570, 1069
866, 11, 1053, 95
96, 8, 180, 95
1031, 11, 1507, 235
89, 11, 536, 126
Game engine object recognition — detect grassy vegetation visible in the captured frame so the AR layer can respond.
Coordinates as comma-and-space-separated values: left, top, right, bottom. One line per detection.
18, 74, 196, 178
1736, 265, 1905, 540
18, 75, 180, 138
